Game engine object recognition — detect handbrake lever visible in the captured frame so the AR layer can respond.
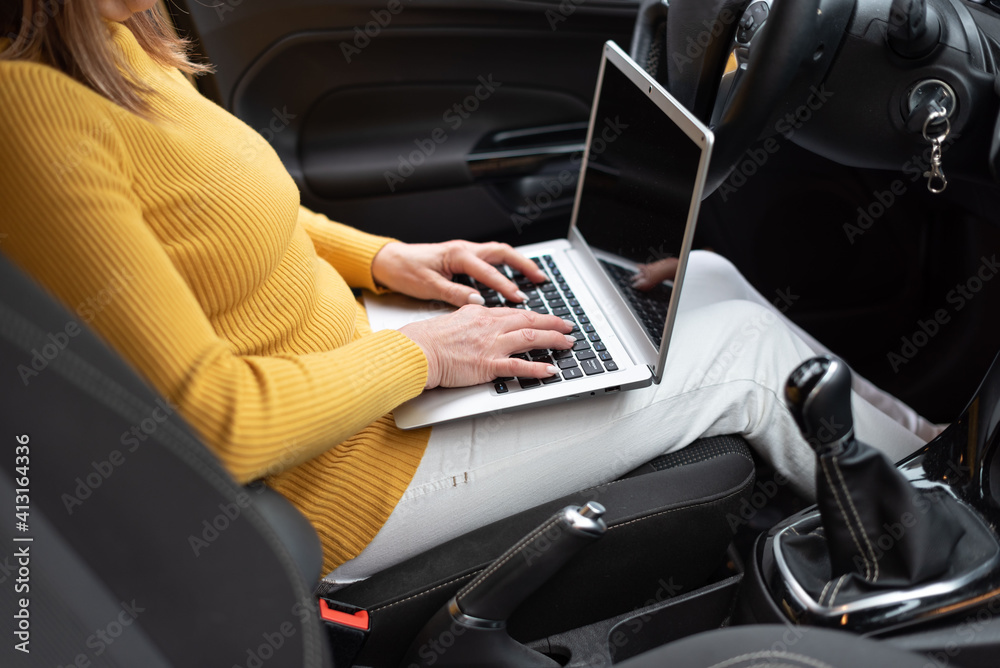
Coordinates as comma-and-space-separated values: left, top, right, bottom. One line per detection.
401, 502, 606, 667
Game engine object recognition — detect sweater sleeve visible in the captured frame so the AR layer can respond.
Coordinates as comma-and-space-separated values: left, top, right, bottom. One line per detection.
0, 65, 428, 483
297, 206, 395, 293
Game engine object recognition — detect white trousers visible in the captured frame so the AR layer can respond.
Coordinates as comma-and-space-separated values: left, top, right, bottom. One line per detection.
328, 251, 934, 583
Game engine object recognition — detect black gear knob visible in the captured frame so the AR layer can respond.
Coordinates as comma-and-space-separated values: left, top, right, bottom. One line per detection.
785, 356, 855, 455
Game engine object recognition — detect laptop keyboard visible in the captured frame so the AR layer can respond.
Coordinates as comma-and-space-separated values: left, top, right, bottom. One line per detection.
453, 255, 619, 394
598, 260, 672, 344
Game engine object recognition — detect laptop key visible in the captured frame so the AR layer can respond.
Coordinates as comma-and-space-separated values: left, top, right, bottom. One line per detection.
557, 358, 579, 369
563, 367, 584, 380
572, 339, 591, 351
518, 378, 542, 389
594, 342, 607, 351
581, 358, 604, 375
583, 324, 596, 333
495, 382, 509, 394
599, 351, 613, 361
605, 361, 619, 372
552, 349, 573, 360
552, 307, 571, 317
528, 349, 549, 358
541, 374, 562, 384
576, 350, 596, 361
588, 333, 601, 343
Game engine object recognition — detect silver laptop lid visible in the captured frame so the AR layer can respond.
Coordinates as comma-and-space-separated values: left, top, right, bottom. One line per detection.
567, 41, 714, 383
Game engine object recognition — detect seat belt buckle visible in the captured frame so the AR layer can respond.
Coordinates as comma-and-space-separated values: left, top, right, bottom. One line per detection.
317, 597, 370, 666
318, 598, 370, 631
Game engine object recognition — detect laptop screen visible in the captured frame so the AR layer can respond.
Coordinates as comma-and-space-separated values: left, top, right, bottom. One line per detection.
575, 56, 705, 266
572, 43, 710, 356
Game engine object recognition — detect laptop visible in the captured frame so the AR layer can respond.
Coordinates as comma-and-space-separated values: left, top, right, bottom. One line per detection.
364, 40, 714, 429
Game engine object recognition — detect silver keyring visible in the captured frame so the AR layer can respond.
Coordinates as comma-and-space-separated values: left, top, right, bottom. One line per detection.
922, 108, 950, 143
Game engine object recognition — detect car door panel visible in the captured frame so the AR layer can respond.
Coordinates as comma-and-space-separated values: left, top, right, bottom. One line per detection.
170, 0, 639, 243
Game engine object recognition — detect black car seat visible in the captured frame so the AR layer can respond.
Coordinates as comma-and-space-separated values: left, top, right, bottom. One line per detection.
0, 251, 755, 666
0, 253, 330, 667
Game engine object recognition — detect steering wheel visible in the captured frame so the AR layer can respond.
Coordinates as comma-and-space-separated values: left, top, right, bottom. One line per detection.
632, 0, 851, 194
634, 0, 1000, 191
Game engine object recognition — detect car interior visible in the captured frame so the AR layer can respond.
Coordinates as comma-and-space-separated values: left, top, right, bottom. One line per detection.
6, 0, 1000, 666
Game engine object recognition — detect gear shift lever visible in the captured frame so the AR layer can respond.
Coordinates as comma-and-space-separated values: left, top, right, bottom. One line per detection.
750, 356, 1000, 630
785, 356, 855, 456
785, 356, 963, 592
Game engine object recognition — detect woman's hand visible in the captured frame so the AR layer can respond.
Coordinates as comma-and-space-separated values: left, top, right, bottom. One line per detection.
371, 240, 549, 306
631, 257, 679, 291
399, 306, 576, 388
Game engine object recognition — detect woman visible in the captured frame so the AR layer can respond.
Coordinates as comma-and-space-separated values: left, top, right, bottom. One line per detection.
0, 0, 939, 580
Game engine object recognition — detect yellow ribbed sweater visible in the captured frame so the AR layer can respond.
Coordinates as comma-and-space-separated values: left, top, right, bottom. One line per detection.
0, 22, 431, 570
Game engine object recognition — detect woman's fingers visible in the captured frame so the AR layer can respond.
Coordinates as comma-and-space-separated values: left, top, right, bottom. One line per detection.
458, 253, 527, 303
632, 257, 679, 291
428, 273, 487, 307
498, 327, 576, 354
452, 242, 549, 301
493, 356, 560, 379
481, 242, 548, 284
399, 305, 577, 389
499, 309, 574, 335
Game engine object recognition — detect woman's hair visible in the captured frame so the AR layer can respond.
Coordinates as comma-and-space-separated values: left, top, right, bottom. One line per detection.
1, 1, 211, 115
